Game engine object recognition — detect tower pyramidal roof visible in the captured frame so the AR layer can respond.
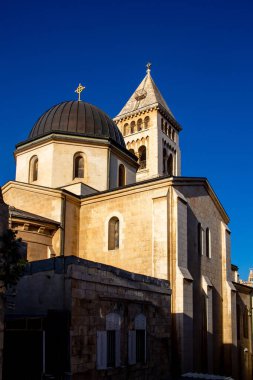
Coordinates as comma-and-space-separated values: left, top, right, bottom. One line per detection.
116, 63, 174, 118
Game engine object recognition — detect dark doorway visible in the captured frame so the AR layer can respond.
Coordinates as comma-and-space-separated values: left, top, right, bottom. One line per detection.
3, 312, 70, 380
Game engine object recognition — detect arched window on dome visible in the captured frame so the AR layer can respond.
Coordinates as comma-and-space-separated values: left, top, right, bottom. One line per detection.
29, 155, 38, 183
74, 154, 84, 179
167, 154, 173, 176
118, 164, 126, 187
138, 146, 146, 169
108, 217, 119, 250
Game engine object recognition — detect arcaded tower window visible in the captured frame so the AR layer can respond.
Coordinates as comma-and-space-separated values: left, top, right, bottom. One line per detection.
29, 155, 38, 182
108, 217, 119, 250
74, 154, 84, 179
138, 146, 146, 169
144, 116, 150, 129
167, 154, 173, 176
118, 164, 126, 187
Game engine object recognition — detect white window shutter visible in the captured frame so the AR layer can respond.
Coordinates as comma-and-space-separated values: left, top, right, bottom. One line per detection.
128, 330, 136, 365
115, 330, 121, 367
96, 331, 107, 370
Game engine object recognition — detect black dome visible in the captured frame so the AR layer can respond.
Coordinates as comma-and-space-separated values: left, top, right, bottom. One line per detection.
28, 101, 125, 148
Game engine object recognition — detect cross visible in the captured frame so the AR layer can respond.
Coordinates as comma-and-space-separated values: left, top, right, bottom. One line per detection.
146, 62, 152, 73
75, 83, 85, 101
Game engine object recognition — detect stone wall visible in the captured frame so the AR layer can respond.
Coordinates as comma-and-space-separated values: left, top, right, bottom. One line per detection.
234, 282, 253, 380
0, 188, 8, 380
5, 256, 172, 380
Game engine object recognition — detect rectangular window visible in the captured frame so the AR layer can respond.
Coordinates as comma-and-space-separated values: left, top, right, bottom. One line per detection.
136, 330, 146, 363
97, 330, 120, 369
206, 228, 211, 258
107, 330, 116, 367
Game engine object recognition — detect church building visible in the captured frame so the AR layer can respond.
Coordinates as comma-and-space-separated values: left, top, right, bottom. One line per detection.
1, 65, 247, 379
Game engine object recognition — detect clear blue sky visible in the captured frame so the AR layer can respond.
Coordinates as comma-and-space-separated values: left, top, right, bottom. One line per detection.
1, 0, 252, 279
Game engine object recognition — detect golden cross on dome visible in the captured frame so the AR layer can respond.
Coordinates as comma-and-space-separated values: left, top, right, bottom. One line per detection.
146, 62, 152, 73
75, 83, 85, 101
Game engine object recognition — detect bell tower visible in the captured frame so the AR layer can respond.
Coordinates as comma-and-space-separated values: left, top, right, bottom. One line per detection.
114, 64, 182, 182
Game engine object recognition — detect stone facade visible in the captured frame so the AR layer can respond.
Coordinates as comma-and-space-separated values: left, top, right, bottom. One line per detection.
114, 67, 181, 181
231, 264, 253, 380
4, 256, 171, 380
0, 188, 8, 380
0, 67, 245, 379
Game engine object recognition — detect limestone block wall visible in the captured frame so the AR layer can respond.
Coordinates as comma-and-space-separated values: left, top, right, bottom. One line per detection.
117, 110, 159, 181
16, 140, 109, 191
15, 142, 54, 185
174, 184, 234, 376
0, 188, 8, 380
109, 152, 136, 188
234, 283, 253, 380
157, 113, 181, 176
79, 181, 170, 279
15, 138, 137, 192
2, 182, 80, 257
5, 256, 172, 380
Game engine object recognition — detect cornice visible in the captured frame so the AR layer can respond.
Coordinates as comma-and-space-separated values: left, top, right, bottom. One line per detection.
14, 133, 138, 165
114, 102, 182, 132
80, 176, 229, 224
2, 181, 81, 206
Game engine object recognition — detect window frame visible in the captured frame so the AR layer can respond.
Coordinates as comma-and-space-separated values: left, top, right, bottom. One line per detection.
97, 313, 121, 370
128, 314, 147, 365
29, 155, 39, 183
108, 217, 120, 251
73, 153, 85, 179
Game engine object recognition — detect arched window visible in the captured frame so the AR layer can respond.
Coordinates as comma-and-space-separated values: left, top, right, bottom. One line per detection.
144, 116, 150, 129
130, 121, 135, 134
124, 123, 129, 136
97, 313, 121, 369
118, 164, 126, 187
206, 228, 211, 258
74, 154, 84, 178
137, 119, 142, 131
161, 118, 164, 132
108, 217, 119, 250
129, 149, 135, 156
138, 146, 146, 169
29, 155, 38, 182
167, 154, 173, 176
163, 148, 167, 174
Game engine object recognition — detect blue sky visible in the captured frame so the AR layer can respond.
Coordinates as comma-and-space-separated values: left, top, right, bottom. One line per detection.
0, 0, 252, 279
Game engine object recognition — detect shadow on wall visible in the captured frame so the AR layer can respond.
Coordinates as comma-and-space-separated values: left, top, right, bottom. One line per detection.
171, 311, 250, 380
